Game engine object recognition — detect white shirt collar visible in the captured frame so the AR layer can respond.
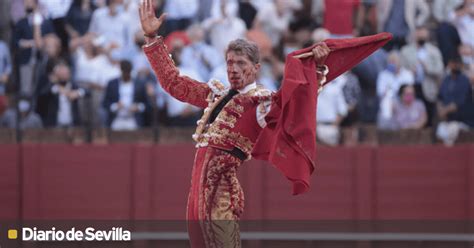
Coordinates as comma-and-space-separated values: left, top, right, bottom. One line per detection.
238, 82, 257, 94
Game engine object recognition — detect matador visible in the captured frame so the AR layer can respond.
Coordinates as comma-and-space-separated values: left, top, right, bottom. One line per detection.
139, 0, 392, 247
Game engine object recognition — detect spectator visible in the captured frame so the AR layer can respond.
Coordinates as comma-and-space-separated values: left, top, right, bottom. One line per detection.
400, 25, 444, 126
0, 40, 11, 115
37, 60, 84, 127
180, 24, 223, 82
39, 0, 73, 49
253, 0, 301, 46
65, 0, 97, 39
357, 0, 378, 37
0, 0, 11, 42
88, 0, 130, 58
122, 30, 152, 79
393, 84, 427, 130
433, 0, 464, 23
450, 1, 474, 80
322, 0, 363, 37
209, 0, 239, 22
285, 17, 313, 53
202, 0, 247, 54
34, 34, 64, 98
196, 0, 213, 22
122, 0, 144, 42
377, 0, 430, 50
448, 0, 474, 50
436, 56, 474, 145
13, 0, 55, 96
340, 72, 362, 145
70, 33, 120, 126
340, 72, 362, 127
316, 75, 348, 146
130, 31, 157, 127
0, 40, 12, 96
163, 0, 198, 35
238, 0, 258, 29
117, 30, 145, 64
432, 0, 464, 65
352, 26, 388, 123
11, 0, 26, 25
0, 96, 43, 129
102, 60, 149, 130
376, 51, 415, 129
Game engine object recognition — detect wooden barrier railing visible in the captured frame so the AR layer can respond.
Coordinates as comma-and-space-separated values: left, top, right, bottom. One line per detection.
0, 127, 473, 145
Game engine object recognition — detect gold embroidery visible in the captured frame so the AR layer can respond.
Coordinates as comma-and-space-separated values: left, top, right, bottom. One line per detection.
208, 79, 227, 95
223, 99, 244, 117
215, 111, 237, 128
193, 85, 272, 159
198, 148, 243, 247
206, 126, 254, 157
193, 94, 227, 142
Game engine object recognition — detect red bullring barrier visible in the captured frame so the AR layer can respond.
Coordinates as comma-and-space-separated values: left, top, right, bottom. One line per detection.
1, 144, 473, 220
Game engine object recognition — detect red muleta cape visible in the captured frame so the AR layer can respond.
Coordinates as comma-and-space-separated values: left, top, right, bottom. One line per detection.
252, 32, 392, 195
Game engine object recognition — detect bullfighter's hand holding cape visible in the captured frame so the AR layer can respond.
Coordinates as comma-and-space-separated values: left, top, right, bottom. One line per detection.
252, 32, 393, 195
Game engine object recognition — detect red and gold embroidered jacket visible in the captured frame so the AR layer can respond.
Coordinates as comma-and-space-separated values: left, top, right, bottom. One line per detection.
143, 37, 277, 158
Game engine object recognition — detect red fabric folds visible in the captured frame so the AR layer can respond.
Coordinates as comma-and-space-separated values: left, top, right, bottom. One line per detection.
252, 32, 392, 195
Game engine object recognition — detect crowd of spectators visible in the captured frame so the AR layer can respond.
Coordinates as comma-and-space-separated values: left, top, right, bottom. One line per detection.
0, 0, 473, 146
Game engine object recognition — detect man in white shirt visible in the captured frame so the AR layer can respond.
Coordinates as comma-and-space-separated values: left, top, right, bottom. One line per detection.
202, 0, 247, 54
316, 75, 348, 146
88, 0, 130, 55
254, 0, 301, 46
180, 24, 223, 82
